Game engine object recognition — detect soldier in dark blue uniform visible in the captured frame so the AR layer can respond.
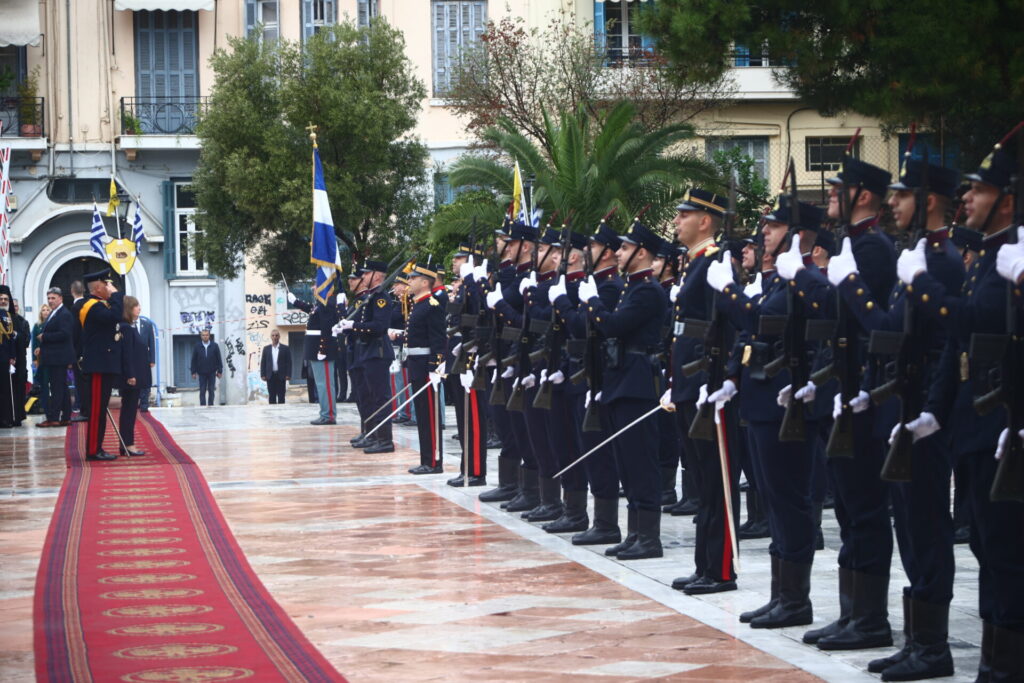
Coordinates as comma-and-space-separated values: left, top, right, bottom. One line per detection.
288, 274, 341, 425
0, 288, 17, 428
551, 221, 624, 545
343, 260, 396, 453
580, 219, 665, 560
825, 157, 963, 680
653, 240, 684, 510
78, 268, 124, 461
392, 260, 446, 474
902, 142, 1024, 683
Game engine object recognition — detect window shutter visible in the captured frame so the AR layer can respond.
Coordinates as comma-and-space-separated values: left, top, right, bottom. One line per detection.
181, 12, 198, 97
135, 11, 153, 99
245, 0, 257, 36
432, 2, 447, 94
593, 1, 606, 60
162, 180, 176, 279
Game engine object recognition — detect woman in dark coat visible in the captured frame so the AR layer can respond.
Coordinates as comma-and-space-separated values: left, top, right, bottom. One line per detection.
118, 295, 147, 456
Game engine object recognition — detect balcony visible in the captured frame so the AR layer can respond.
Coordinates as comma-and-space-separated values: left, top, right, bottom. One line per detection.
118, 96, 207, 159
0, 97, 47, 159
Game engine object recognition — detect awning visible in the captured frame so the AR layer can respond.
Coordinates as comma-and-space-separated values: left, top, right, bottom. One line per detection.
114, 0, 215, 10
0, 0, 42, 47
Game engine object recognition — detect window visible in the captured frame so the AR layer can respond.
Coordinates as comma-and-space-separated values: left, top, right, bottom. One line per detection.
896, 133, 961, 171
174, 182, 204, 275
172, 334, 201, 387
594, 0, 655, 65
246, 0, 280, 43
705, 137, 769, 181
732, 43, 771, 67
0, 46, 26, 97
133, 11, 199, 134
356, 0, 378, 28
302, 0, 337, 40
806, 136, 861, 173
431, 1, 487, 96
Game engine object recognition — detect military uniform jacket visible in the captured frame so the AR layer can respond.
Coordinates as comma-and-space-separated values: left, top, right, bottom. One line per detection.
292, 296, 340, 362
350, 286, 395, 367
79, 292, 124, 375
670, 244, 719, 403
910, 226, 1015, 457
585, 269, 664, 403
405, 292, 446, 372
554, 267, 623, 394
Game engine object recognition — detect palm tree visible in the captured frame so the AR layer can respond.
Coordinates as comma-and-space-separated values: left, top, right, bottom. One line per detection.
430, 101, 714, 244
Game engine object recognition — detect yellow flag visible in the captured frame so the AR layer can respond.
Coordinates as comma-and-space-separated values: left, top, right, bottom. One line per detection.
511, 160, 523, 221
106, 178, 120, 217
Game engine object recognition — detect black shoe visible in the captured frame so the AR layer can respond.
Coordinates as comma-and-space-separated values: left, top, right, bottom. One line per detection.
523, 503, 564, 522
803, 567, 853, 643
616, 509, 662, 560
572, 497, 620, 545
350, 434, 369, 448
446, 475, 487, 487
121, 447, 146, 457
542, 511, 589, 534
604, 535, 636, 557
504, 467, 540, 512
671, 573, 701, 591
86, 451, 117, 461
485, 435, 502, 449
750, 560, 813, 629
879, 598, 954, 682
71, 415, 88, 423
953, 525, 970, 544
742, 556, 780, 623
409, 464, 443, 475
738, 519, 770, 540
684, 576, 737, 595
817, 571, 893, 651
571, 525, 621, 545
364, 440, 394, 454
479, 484, 517, 502
661, 489, 678, 506
310, 417, 335, 425
668, 498, 700, 516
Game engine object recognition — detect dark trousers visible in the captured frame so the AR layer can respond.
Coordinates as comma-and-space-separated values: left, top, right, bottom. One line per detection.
84, 373, 114, 456
119, 384, 140, 447
525, 389, 556, 476
360, 358, 392, 443
549, 388, 586, 492
490, 381, 518, 470
680, 403, 740, 581
139, 382, 152, 410
0, 372, 13, 426
453, 384, 487, 477
267, 373, 286, 404
891, 435, 954, 606
829, 410, 893, 576
505, 384, 535, 469
334, 353, 348, 403
960, 448, 1024, 630
197, 373, 216, 406
349, 366, 364, 421
608, 397, 660, 513
73, 366, 88, 415
572, 394, 619, 500
409, 361, 441, 467
46, 364, 71, 422
749, 419, 817, 565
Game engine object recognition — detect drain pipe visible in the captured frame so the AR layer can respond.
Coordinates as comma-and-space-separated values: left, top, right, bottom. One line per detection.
65, 0, 74, 176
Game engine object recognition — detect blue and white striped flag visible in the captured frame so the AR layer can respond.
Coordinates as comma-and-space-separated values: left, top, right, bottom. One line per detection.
131, 205, 145, 250
310, 146, 341, 304
90, 203, 108, 257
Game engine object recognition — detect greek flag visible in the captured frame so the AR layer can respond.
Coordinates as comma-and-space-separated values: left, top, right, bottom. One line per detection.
90, 203, 107, 257
132, 206, 145, 250
310, 146, 341, 304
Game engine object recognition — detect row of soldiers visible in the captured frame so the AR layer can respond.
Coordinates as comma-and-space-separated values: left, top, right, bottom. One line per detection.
357, 135, 1021, 682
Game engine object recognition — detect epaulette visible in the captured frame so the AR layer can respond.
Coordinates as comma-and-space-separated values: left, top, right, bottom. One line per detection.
429, 297, 439, 306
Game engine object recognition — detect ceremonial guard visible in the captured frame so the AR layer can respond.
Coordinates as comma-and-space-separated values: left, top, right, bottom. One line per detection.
289, 279, 340, 425
0, 288, 16, 428
78, 268, 124, 460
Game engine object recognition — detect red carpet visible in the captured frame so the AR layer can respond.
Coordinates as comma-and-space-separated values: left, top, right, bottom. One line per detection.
34, 411, 346, 682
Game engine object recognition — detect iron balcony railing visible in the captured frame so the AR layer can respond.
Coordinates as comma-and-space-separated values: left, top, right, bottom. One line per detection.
120, 96, 209, 136
0, 97, 46, 138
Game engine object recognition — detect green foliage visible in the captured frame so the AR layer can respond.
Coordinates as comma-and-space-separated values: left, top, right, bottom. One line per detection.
425, 189, 506, 264
191, 20, 429, 280
642, 0, 1024, 161
16, 66, 40, 125
709, 146, 771, 233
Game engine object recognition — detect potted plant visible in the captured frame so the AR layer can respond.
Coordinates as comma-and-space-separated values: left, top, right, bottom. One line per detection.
121, 110, 143, 135
17, 66, 41, 136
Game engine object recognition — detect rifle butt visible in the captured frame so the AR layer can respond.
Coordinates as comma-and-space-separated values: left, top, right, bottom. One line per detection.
879, 429, 913, 483
688, 404, 716, 441
809, 363, 835, 386
528, 348, 548, 365
778, 403, 805, 442
532, 384, 552, 411
582, 402, 602, 433
505, 385, 526, 413
826, 410, 856, 459
990, 436, 1024, 502
569, 368, 587, 385
681, 358, 708, 378
489, 380, 507, 406
973, 388, 1004, 416
763, 355, 785, 378
869, 380, 898, 407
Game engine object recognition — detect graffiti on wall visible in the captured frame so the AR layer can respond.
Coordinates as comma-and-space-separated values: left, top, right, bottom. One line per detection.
180, 310, 216, 334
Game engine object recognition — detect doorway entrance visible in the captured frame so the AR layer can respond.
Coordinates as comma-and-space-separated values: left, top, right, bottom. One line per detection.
49, 256, 126, 310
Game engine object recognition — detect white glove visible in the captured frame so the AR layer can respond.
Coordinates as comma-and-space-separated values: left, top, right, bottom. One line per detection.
827, 237, 858, 286
832, 393, 842, 420
522, 373, 536, 389
473, 259, 489, 281
706, 258, 734, 292
485, 290, 503, 309
428, 371, 442, 388
850, 390, 870, 413
548, 275, 567, 304
287, 291, 297, 304
390, 359, 401, 373
501, 365, 515, 379
459, 370, 474, 390
996, 428, 1010, 460
696, 383, 709, 409
459, 261, 474, 280
585, 390, 593, 408
451, 342, 462, 357
539, 369, 548, 384
795, 381, 816, 403
775, 238, 805, 280
316, 353, 326, 361
708, 379, 737, 406
889, 423, 902, 446
743, 272, 762, 299
669, 282, 681, 300
578, 276, 598, 302
331, 323, 345, 336
519, 272, 537, 294
897, 238, 928, 284
549, 370, 565, 384
905, 411, 940, 442
777, 384, 793, 408
995, 227, 1024, 284
659, 388, 674, 411
340, 319, 354, 331
594, 391, 602, 402
337, 292, 347, 308
491, 368, 498, 384
8, 363, 15, 375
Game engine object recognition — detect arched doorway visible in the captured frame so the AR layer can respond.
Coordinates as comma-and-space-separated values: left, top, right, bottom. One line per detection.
49, 256, 127, 309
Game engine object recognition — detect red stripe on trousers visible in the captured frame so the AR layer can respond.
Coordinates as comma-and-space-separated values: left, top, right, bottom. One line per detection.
470, 389, 480, 476
324, 361, 334, 419
718, 408, 734, 581
390, 374, 397, 411
87, 375, 102, 455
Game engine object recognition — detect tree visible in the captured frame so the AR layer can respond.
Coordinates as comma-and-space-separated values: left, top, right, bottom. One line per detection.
709, 146, 771, 233
192, 20, 429, 280
641, 0, 1024, 161
433, 102, 715, 243
445, 12, 733, 152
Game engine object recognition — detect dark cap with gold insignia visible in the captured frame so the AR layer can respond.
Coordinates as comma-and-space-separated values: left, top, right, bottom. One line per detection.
890, 158, 961, 198
591, 221, 622, 250
620, 219, 663, 253
676, 188, 727, 217
827, 157, 892, 196
409, 258, 438, 281
764, 195, 825, 232
509, 221, 538, 242
83, 268, 114, 285
966, 140, 1018, 189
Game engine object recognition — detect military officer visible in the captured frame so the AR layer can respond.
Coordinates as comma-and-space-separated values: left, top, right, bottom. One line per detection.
288, 275, 341, 425
79, 268, 124, 461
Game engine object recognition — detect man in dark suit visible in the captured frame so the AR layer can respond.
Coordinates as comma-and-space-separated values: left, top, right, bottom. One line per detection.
69, 279, 88, 421
260, 329, 291, 404
135, 316, 156, 411
79, 269, 123, 460
190, 329, 222, 407
36, 287, 75, 427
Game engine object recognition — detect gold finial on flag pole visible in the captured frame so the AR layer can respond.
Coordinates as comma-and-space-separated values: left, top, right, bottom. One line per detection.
305, 122, 318, 147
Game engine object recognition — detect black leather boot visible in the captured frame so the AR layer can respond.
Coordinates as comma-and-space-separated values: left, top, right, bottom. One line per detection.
504, 467, 540, 512
499, 464, 527, 509
617, 509, 663, 560
750, 559, 813, 629
869, 592, 911, 673
523, 477, 564, 521
667, 495, 700, 516
572, 497, 620, 545
813, 503, 825, 550
543, 490, 589, 533
817, 570, 893, 650
804, 566, 853, 643
738, 490, 770, 540
660, 466, 678, 506
989, 625, 1024, 683
364, 439, 395, 454
480, 456, 518, 503
350, 432, 367, 447
741, 554, 779, 623
881, 598, 954, 681
604, 507, 637, 556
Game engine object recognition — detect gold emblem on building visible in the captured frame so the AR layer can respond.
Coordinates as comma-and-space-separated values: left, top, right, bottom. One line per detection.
120, 666, 253, 682
105, 238, 139, 276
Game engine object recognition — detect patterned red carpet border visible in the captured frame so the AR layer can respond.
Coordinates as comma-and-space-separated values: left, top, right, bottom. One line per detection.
34, 412, 346, 682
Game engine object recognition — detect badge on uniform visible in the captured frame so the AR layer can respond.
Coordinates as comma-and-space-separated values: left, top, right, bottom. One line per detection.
376, 298, 387, 308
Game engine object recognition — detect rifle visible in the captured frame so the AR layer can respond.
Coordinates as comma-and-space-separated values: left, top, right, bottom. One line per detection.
685, 179, 736, 441
532, 213, 574, 410
869, 130, 929, 482
505, 180, 541, 412
973, 124, 1024, 501
447, 218, 479, 376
